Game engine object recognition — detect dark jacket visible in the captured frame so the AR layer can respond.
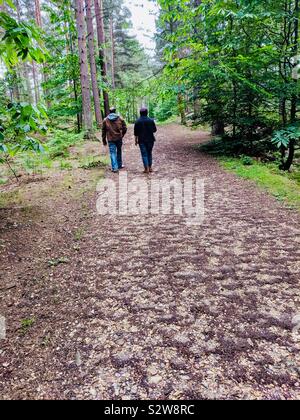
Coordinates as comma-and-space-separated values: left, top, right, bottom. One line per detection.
102, 113, 127, 145
134, 116, 157, 144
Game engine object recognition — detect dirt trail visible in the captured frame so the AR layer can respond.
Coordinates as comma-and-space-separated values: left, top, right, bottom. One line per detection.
0, 124, 300, 400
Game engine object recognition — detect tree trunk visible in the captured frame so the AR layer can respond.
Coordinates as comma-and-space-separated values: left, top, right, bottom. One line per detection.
94, 0, 110, 116
290, 0, 299, 124
67, 3, 81, 132
110, 16, 116, 90
16, 0, 21, 22
32, 61, 40, 104
23, 63, 33, 103
15, 0, 33, 103
193, 87, 201, 119
284, 0, 299, 171
85, 0, 103, 127
279, 97, 287, 126
75, 0, 93, 136
34, 0, 42, 26
212, 120, 225, 136
32, 0, 42, 103
178, 92, 186, 125
34, 0, 51, 107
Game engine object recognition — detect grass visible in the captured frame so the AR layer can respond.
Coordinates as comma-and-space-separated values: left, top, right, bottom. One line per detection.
0, 190, 23, 209
156, 115, 180, 126
74, 227, 84, 241
220, 157, 300, 210
20, 318, 35, 335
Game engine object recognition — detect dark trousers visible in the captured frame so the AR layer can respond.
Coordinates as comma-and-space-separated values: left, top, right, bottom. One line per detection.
139, 142, 154, 168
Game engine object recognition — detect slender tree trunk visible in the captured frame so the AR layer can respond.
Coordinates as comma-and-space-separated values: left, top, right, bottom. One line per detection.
94, 0, 110, 116
178, 92, 186, 125
34, 0, 51, 107
32, 61, 40, 104
34, 0, 42, 26
212, 120, 225, 136
75, 0, 93, 136
290, 0, 299, 124
16, 0, 21, 21
193, 87, 201, 118
15, 74, 21, 101
23, 63, 33, 103
279, 97, 287, 125
15, 0, 32, 103
110, 16, 116, 90
85, 0, 102, 127
68, 21, 81, 133
233, 81, 238, 138
284, 0, 299, 171
67, 15, 81, 133
32, 0, 42, 103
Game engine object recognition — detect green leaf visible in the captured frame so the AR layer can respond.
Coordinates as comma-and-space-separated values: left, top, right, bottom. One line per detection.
0, 0, 16, 10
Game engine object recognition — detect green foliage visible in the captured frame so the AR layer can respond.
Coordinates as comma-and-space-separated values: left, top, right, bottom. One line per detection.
240, 155, 254, 166
272, 125, 300, 149
199, 136, 275, 158
0, 102, 48, 173
0, 0, 15, 8
59, 160, 73, 171
0, 12, 46, 67
156, 0, 300, 165
47, 130, 83, 159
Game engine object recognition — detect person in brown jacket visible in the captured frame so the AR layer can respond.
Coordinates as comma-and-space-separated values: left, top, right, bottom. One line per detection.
102, 107, 127, 173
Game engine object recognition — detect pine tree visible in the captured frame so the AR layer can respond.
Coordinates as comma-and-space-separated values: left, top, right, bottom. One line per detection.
75, 0, 93, 135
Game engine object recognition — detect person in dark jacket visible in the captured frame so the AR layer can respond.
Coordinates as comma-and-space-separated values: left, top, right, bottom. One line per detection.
102, 107, 127, 173
134, 107, 157, 173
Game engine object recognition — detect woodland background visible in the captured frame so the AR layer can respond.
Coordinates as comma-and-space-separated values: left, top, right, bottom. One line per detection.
0, 0, 299, 207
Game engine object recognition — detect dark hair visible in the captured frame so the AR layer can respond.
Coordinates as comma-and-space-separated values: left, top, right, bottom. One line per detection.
140, 107, 148, 117
109, 107, 116, 113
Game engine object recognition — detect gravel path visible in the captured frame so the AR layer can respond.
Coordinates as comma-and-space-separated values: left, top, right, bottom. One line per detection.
0, 124, 300, 400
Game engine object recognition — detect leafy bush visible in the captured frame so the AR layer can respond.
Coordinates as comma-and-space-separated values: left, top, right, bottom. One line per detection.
47, 130, 83, 159
0, 11, 46, 67
200, 135, 275, 158
240, 155, 254, 166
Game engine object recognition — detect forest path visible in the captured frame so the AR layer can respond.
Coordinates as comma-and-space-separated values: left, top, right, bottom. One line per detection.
1, 124, 300, 400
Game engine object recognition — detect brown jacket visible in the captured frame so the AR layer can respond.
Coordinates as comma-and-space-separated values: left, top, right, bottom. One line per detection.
102, 115, 127, 145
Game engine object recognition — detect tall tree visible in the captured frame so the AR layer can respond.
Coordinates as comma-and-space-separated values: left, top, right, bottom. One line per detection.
34, 0, 42, 27
85, 0, 102, 127
75, 0, 93, 135
94, 0, 110, 115
110, 15, 115, 90
31, 61, 40, 104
